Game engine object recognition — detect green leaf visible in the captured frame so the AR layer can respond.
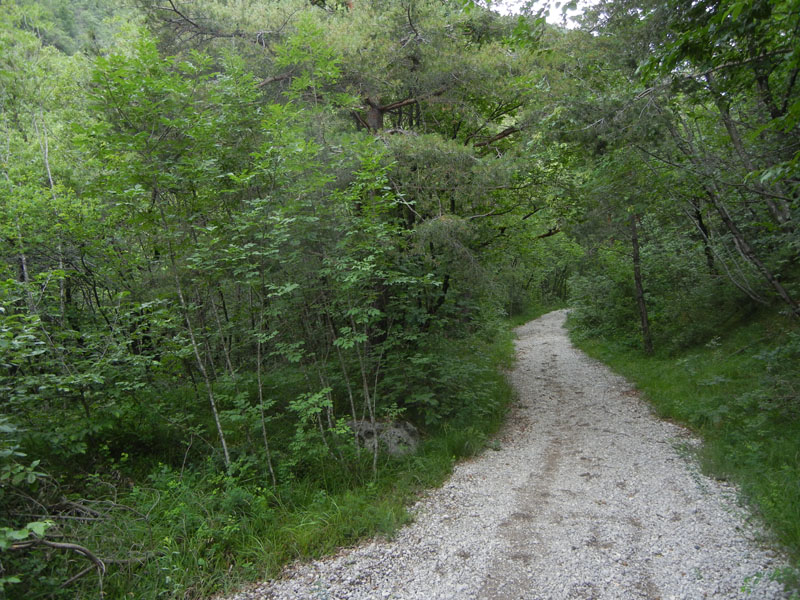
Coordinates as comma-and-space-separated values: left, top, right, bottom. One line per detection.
7, 528, 31, 541
27, 521, 51, 537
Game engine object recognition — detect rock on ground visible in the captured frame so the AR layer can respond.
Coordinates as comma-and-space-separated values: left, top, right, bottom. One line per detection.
221, 310, 790, 600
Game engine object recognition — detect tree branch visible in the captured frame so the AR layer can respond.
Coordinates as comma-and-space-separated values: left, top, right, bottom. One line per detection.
165, 0, 198, 29
380, 87, 447, 112
12, 538, 106, 577
535, 226, 561, 239
151, 1, 295, 48
637, 49, 794, 100
257, 72, 293, 88
632, 144, 796, 202
474, 126, 520, 148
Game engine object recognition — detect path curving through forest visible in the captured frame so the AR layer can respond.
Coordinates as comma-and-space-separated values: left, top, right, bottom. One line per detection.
227, 310, 789, 599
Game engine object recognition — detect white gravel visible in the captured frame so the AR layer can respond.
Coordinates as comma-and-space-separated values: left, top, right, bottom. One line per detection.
222, 310, 790, 599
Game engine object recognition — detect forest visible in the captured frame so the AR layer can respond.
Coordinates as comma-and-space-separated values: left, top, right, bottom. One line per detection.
0, 0, 798, 597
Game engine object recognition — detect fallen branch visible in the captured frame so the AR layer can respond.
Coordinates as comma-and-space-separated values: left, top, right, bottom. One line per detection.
56, 554, 153, 588
11, 538, 106, 580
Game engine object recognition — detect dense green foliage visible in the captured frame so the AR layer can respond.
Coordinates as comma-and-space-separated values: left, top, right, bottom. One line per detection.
1, 0, 798, 597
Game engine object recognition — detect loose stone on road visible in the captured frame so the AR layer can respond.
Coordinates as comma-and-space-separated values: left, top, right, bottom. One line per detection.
225, 310, 789, 600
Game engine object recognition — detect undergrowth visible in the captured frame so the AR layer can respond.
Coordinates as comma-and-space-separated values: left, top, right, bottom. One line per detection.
568, 309, 800, 592
4, 326, 516, 599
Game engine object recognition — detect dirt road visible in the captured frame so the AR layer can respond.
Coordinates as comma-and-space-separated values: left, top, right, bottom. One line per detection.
229, 310, 788, 599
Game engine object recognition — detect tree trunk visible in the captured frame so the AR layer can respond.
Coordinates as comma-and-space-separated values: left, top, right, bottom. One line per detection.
630, 215, 653, 355
255, 306, 277, 487
706, 77, 793, 228
175, 278, 231, 469
158, 198, 231, 469
664, 113, 800, 318
14, 217, 36, 314
35, 113, 67, 325
327, 312, 361, 453
365, 98, 384, 131
705, 190, 800, 318
211, 297, 236, 382
689, 200, 717, 275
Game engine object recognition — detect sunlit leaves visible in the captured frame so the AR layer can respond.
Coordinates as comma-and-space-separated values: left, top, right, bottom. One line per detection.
275, 14, 342, 99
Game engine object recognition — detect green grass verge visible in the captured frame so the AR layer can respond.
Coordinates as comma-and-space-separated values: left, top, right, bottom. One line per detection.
568, 310, 800, 591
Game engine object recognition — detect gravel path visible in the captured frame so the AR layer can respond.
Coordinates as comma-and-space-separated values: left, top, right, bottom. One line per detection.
226, 310, 789, 599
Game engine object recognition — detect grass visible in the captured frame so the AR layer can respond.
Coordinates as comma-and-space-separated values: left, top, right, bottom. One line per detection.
568, 309, 800, 591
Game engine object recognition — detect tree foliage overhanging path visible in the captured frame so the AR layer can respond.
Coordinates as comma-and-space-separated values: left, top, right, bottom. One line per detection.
0, 0, 798, 596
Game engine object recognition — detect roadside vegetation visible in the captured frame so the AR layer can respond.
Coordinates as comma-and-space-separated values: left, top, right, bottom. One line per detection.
2, 318, 516, 598
2, 0, 798, 597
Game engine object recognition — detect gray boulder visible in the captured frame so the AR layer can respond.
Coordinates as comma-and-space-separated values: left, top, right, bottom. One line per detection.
348, 420, 420, 456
